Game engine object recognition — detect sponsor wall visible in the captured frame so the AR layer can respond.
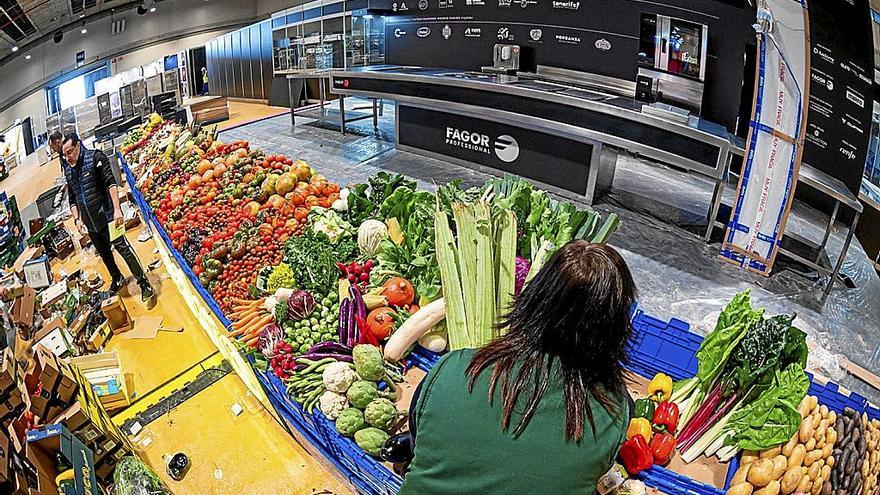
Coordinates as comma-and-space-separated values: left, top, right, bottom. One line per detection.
385, 0, 755, 130
802, 0, 874, 196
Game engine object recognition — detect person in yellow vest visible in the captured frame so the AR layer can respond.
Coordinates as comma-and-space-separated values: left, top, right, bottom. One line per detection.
201, 67, 209, 95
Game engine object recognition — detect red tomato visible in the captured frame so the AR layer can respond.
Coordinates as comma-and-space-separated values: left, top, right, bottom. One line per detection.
382, 277, 415, 306
366, 307, 396, 340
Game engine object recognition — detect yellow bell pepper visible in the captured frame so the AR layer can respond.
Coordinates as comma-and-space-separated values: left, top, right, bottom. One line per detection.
648, 373, 673, 402
626, 417, 653, 442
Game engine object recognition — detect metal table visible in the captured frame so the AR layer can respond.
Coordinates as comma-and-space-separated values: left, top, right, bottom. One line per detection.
707, 143, 862, 296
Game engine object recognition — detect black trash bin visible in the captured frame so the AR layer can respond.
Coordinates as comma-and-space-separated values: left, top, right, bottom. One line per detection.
35, 185, 62, 220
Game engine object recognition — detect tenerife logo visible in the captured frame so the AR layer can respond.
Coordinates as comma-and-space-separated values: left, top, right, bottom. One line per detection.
494, 135, 519, 162
552, 0, 579, 8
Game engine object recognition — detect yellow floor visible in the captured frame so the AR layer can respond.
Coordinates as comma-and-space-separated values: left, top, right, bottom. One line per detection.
3, 100, 353, 494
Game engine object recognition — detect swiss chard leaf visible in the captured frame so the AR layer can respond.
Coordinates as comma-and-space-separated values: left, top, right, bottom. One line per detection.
693, 290, 764, 395
725, 363, 809, 451
345, 183, 376, 225
369, 172, 416, 206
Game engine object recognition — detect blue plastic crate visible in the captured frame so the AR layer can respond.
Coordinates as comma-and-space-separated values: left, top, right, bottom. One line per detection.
627, 309, 701, 381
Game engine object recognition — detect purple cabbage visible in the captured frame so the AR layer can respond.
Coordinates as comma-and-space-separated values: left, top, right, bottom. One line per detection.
259, 324, 283, 357
288, 289, 316, 321
515, 256, 531, 295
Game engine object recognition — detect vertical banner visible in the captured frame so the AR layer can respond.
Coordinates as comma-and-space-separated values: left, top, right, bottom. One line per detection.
721, 0, 810, 275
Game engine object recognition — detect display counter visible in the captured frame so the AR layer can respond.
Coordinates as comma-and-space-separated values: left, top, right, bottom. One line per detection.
329, 65, 735, 209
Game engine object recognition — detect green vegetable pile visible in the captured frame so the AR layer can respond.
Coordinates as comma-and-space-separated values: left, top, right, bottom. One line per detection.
113, 456, 171, 495
283, 232, 358, 294
267, 263, 296, 293
280, 292, 340, 353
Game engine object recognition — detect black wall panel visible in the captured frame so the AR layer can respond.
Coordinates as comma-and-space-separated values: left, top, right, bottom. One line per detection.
241, 30, 254, 99
261, 20, 275, 100
232, 32, 243, 97
250, 24, 264, 99
385, 0, 755, 130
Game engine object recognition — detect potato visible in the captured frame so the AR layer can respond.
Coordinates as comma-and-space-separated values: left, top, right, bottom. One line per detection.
827, 411, 836, 426
821, 464, 831, 480
826, 455, 834, 468
826, 428, 837, 447
781, 467, 804, 494
816, 436, 825, 449
804, 449, 823, 467
807, 461, 821, 480
748, 458, 776, 488
810, 476, 824, 495
800, 416, 815, 443
731, 462, 752, 485
806, 438, 817, 451
727, 482, 755, 495
754, 480, 781, 495
782, 434, 799, 457
820, 405, 829, 418
799, 398, 813, 418
788, 445, 807, 470
761, 446, 783, 459
772, 455, 788, 479
821, 443, 833, 460
796, 474, 812, 494
742, 450, 761, 465
816, 419, 828, 437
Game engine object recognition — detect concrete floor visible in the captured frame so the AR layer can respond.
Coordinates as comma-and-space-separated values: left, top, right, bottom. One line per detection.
223, 98, 880, 403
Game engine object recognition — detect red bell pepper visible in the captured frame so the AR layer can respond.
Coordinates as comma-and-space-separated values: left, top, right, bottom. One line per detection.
652, 401, 680, 434
619, 434, 653, 475
649, 432, 676, 465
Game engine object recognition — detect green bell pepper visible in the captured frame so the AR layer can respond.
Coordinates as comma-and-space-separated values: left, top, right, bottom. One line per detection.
633, 398, 655, 420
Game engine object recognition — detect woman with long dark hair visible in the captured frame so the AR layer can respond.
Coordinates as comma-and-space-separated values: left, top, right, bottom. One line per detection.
399, 241, 637, 494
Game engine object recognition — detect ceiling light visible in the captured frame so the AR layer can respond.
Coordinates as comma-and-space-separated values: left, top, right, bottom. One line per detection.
81, 28, 87, 34
11, 46, 18, 52
149, 6, 156, 12
25, 54, 30, 60
79, 14, 85, 18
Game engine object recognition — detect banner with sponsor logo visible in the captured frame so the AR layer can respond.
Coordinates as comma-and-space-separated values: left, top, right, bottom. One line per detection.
397, 105, 594, 195
720, 0, 809, 275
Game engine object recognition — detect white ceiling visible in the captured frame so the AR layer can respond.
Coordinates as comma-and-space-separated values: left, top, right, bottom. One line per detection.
0, 0, 143, 54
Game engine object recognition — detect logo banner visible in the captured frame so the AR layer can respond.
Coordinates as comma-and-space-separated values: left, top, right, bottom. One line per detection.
721, 0, 810, 275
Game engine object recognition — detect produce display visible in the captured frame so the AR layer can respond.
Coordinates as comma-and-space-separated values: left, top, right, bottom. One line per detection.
124, 118, 620, 461
124, 117, 880, 495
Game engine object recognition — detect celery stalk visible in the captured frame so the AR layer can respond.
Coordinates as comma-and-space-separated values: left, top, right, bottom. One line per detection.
525, 240, 555, 283
590, 213, 620, 244
452, 204, 479, 346
494, 210, 517, 337
434, 209, 468, 350
473, 202, 496, 347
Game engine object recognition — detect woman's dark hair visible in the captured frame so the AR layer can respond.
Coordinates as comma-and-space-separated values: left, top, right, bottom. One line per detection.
466, 241, 637, 442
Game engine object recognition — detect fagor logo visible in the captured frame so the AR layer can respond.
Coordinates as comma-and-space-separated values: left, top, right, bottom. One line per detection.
494, 135, 519, 162
446, 128, 519, 162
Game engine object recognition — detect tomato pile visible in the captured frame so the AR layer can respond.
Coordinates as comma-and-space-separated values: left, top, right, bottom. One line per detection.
129, 122, 342, 312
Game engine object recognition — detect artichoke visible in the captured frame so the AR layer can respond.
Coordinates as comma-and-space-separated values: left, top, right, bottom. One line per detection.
364, 398, 397, 431
347, 381, 378, 410
335, 408, 366, 437
352, 344, 385, 381
355, 427, 390, 457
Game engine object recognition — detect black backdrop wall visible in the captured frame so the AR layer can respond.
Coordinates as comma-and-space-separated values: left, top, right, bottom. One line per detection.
384, 0, 756, 131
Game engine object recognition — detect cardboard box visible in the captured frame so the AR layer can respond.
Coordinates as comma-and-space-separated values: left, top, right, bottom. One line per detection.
0, 381, 28, 423
10, 286, 35, 329
37, 282, 67, 309
0, 273, 24, 301
22, 257, 50, 290
26, 425, 98, 495
29, 346, 78, 423
0, 348, 21, 395
32, 319, 74, 358
12, 245, 44, 277
101, 296, 132, 334
71, 352, 129, 411
67, 308, 93, 338
21, 442, 58, 495
0, 424, 12, 487
85, 323, 111, 352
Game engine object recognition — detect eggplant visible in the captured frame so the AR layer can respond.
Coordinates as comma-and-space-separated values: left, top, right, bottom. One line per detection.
380, 434, 415, 464
338, 298, 351, 344
308, 341, 353, 355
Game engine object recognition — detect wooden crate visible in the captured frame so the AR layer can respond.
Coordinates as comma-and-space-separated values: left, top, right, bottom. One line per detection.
70, 351, 130, 412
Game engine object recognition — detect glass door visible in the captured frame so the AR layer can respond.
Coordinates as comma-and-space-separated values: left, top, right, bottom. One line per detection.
661, 17, 707, 81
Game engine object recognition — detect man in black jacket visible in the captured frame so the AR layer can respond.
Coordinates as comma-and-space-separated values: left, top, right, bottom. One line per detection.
59, 133, 155, 303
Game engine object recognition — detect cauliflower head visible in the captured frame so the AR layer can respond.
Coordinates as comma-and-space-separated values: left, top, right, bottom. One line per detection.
322, 361, 358, 393
318, 391, 349, 420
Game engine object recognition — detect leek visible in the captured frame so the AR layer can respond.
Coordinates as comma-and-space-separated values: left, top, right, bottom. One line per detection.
494, 210, 517, 337
452, 204, 479, 345
473, 202, 496, 346
434, 210, 467, 350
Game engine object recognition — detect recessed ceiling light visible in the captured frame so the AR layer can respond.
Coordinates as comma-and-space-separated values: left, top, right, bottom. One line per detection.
25, 54, 31, 60
79, 14, 85, 18
11, 46, 18, 52
149, 6, 156, 12
81, 28, 87, 34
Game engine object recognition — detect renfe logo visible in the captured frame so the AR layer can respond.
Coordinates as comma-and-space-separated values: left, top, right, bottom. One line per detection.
445, 128, 520, 162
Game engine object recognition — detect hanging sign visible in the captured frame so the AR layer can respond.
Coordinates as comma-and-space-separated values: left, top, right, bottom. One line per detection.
720, 0, 810, 275
76, 50, 85, 67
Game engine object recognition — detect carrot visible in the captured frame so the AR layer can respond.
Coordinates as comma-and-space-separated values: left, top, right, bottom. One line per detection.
240, 315, 273, 335
244, 336, 260, 348
232, 311, 264, 329
232, 298, 260, 306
